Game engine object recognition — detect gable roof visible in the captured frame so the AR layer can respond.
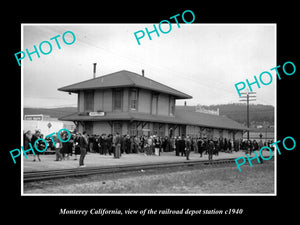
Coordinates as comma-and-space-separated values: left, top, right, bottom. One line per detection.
59, 109, 247, 131
58, 70, 192, 99
174, 107, 247, 131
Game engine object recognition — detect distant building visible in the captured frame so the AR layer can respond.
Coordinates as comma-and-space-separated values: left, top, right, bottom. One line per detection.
58, 70, 247, 140
195, 105, 219, 115
24, 114, 49, 121
243, 127, 274, 142
23, 114, 75, 136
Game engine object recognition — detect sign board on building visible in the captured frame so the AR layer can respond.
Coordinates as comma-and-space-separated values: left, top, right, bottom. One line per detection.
24, 114, 43, 121
89, 111, 105, 117
195, 105, 219, 115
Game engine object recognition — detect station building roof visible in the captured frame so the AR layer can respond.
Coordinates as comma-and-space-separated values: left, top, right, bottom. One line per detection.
58, 70, 192, 99
60, 109, 247, 131
175, 107, 247, 131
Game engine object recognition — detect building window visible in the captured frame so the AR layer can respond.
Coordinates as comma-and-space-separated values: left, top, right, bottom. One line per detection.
112, 122, 122, 134
169, 96, 175, 116
228, 130, 233, 139
219, 129, 223, 138
187, 125, 196, 137
151, 94, 158, 115
159, 124, 165, 137
153, 123, 159, 135
207, 128, 213, 139
84, 91, 94, 112
142, 123, 150, 136
113, 89, 122, 111
130, 89, 138, 110
153, 123, 165, 137
129, 122, 137, 136
84, 122, 93, 135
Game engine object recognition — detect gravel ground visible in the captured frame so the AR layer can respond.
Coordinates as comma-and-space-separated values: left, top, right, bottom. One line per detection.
24, 161, 274, 195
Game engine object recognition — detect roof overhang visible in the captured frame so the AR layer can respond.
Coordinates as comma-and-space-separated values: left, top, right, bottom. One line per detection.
58, 70, 192, 100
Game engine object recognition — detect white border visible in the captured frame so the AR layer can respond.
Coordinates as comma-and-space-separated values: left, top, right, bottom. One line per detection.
21, 23, 24, 189
21, 23, 277, 196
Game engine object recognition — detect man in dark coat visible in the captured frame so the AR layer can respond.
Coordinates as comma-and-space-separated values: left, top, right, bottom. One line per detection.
219, 138, 224, 152
178, 136, 186, 156
73, 133, 81, 160
107, 134, 113, 155
78, 131, 88, 167
175, 137, 179, 156
114, 132, 121, 158
197, 138, 203, 157
31, 130, 41, 161
23, 130, 31, 150
214, 139, 220, 156
208, 139, 214, 161
102, 135, 108, 155
161, 137, 167, 152
125, 135, 131, 154
121, 135, 126, 154
185, 136, 191, 160
99, 134, 105, 155
224, 138, 228, 152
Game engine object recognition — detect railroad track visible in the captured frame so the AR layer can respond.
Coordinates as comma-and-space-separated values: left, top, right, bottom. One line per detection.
23, 158, 254, 183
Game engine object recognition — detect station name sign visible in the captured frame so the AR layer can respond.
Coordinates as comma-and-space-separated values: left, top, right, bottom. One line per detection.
89, 111, 105, 117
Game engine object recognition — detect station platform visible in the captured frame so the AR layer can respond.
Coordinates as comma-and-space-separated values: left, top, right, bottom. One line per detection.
23, 150, 273, 173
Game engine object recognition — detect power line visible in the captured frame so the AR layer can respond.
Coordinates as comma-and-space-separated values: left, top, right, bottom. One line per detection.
239, 91, 256, 140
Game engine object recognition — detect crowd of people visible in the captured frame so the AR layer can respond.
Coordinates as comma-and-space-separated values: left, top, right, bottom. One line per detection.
23, 129, 275, 167
24, 129, 89, 167
85, 134, 274, 158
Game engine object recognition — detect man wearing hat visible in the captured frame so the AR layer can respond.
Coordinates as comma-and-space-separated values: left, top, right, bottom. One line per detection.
185, 136, 191, 160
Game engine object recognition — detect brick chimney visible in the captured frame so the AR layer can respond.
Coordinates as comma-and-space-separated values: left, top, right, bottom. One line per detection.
93, 63, 97, 79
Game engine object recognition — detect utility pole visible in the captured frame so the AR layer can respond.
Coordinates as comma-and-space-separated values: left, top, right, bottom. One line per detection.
239, 91, 256, 140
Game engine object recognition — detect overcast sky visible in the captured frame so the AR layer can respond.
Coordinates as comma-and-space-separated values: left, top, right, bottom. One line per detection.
22, 24, 276, 108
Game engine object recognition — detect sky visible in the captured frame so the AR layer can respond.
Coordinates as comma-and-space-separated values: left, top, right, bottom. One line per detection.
22, 24, 276, 108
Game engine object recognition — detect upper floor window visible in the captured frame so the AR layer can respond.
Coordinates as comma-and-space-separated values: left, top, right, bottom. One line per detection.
130, 89, 138, 110
169, 96, 175, 116
151, 94, 158, 115
113, 89, 122, 111
84, 90, 94, 112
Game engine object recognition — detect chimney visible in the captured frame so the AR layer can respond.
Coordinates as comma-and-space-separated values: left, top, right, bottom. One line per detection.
142, 69, 144, 77
93, 63, 97, 79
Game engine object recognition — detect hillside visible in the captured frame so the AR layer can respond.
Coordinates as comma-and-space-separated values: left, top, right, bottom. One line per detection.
210, 104, 275, 124
23, 103, 274, 126
23, 107, 77, 119
176, 104, 274, 126
208, 103, 274, 124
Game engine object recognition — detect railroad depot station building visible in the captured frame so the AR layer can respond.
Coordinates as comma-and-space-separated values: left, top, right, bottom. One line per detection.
58, 70, 246, 140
